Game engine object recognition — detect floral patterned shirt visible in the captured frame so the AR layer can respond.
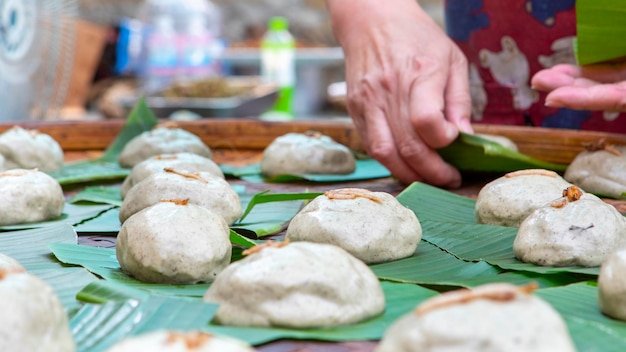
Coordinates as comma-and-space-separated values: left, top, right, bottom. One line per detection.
445, 0, 626, 132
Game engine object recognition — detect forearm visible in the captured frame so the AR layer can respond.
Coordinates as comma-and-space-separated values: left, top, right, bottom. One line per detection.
324, 0, 431, 49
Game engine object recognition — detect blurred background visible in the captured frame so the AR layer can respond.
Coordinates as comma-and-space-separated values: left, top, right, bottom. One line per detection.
0, 0, 444, 122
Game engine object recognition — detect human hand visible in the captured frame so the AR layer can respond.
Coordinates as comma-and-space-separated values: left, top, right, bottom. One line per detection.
326, 0, 473, 187
532, 63, 626, 111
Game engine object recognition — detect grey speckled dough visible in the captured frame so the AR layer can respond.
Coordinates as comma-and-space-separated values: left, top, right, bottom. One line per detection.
514, 193, 626, 267
203, 242, 385, 328
0, 271, 76, 352
104, 330, 256, 352
106, 330, 256, 352
116, 201, 231, 284
0, 126, 64, 172
120, 152, 224, 198
376, 287, 575, 352
598, 249, 626, 321
475, 171, 573, 227
564, 146, 626, 199
286, 188, 421, 264
0, 169, 65, 226
261, 132, 356, 177
119, 170, 242, 224
118, 127, 213, 168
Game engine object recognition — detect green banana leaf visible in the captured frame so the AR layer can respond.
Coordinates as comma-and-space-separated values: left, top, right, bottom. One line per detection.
49, 98, 158, 186
70, 294, 218, 352
370, 241, 586, 289
0, 203, 115, 231
575, 0, 626, 65
232, 159, 391, 183
69, 188, 308, 238
0, 224, 97, 313
437, 132, 568, 173
537, 282, 626, 351
74, 279, 438, 347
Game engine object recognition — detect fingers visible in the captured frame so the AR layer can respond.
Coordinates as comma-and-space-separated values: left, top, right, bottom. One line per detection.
407, 57, 459, 149
352, 87, 462, 188
545, 83, 626, 111
444, 49, 473, 134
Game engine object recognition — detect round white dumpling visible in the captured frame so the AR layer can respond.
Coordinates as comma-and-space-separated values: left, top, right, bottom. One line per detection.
564, 143, 626, 199
0, 126, 64, 172
120, 152, 224, 198
0, 269, 76, 352
286, 188, 421, 263
261, 131, 356, 177
376, 283, 575, 352
104, 330, 255, 352
514, 186, 626, 267
598, 249, 626, 321
0, 253, 23, 271
118, 126, 212, 168
203, 241, 385, 328
119, 168, 241, 224
117, 200, 231, 284
0, 169, 65, 226
475, 169, 573, 227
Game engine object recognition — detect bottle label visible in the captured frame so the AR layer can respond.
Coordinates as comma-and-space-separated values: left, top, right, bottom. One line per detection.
261, 49, 295, 87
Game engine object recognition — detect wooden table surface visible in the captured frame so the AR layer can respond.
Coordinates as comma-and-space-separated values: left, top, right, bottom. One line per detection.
12, 118, 626, 351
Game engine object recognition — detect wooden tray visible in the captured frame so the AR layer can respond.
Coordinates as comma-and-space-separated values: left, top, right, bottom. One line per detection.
2, 119, 624, 165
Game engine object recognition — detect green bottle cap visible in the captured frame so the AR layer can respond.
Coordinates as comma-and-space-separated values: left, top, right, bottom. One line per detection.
268, 16, 288, 31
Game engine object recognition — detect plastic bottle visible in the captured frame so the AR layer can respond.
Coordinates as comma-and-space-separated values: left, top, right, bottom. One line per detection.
177, 0, 223, 80
260, 16, 296, 120
143, 14, 179, 93
134, 0, 222, 92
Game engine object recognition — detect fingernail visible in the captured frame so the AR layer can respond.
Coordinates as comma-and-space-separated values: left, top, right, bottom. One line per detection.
456, 119, 474, 134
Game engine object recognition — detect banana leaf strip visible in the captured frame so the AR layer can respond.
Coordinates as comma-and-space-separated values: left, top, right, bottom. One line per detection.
537, 282, 626, 351
437, 132, 568, 173
0, 203, 115, 232
235, 159, 391, 183
575, 0, 626, 65
0, 224, 97, 312
370, 241, 585, 288
396, 181, 477, 224
49, 97, 158, 186
70, 294, 217, 352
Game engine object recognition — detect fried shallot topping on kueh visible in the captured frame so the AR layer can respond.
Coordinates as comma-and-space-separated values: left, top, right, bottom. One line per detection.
550, 185, 584, 208
164, 167, 208, 183
0, 169, 38, 177
243, 238, 291, 256
583, 138, 621, 156
166, 331, 212, 349
155, 154, 180, 161
160, 198, 190, 206
0, 268, 26, 280
324, 188, 383, 203
504, 169, 558, 178
154, 121, 179, 130
304, 130, 324, 139
414, 282, 538, 317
